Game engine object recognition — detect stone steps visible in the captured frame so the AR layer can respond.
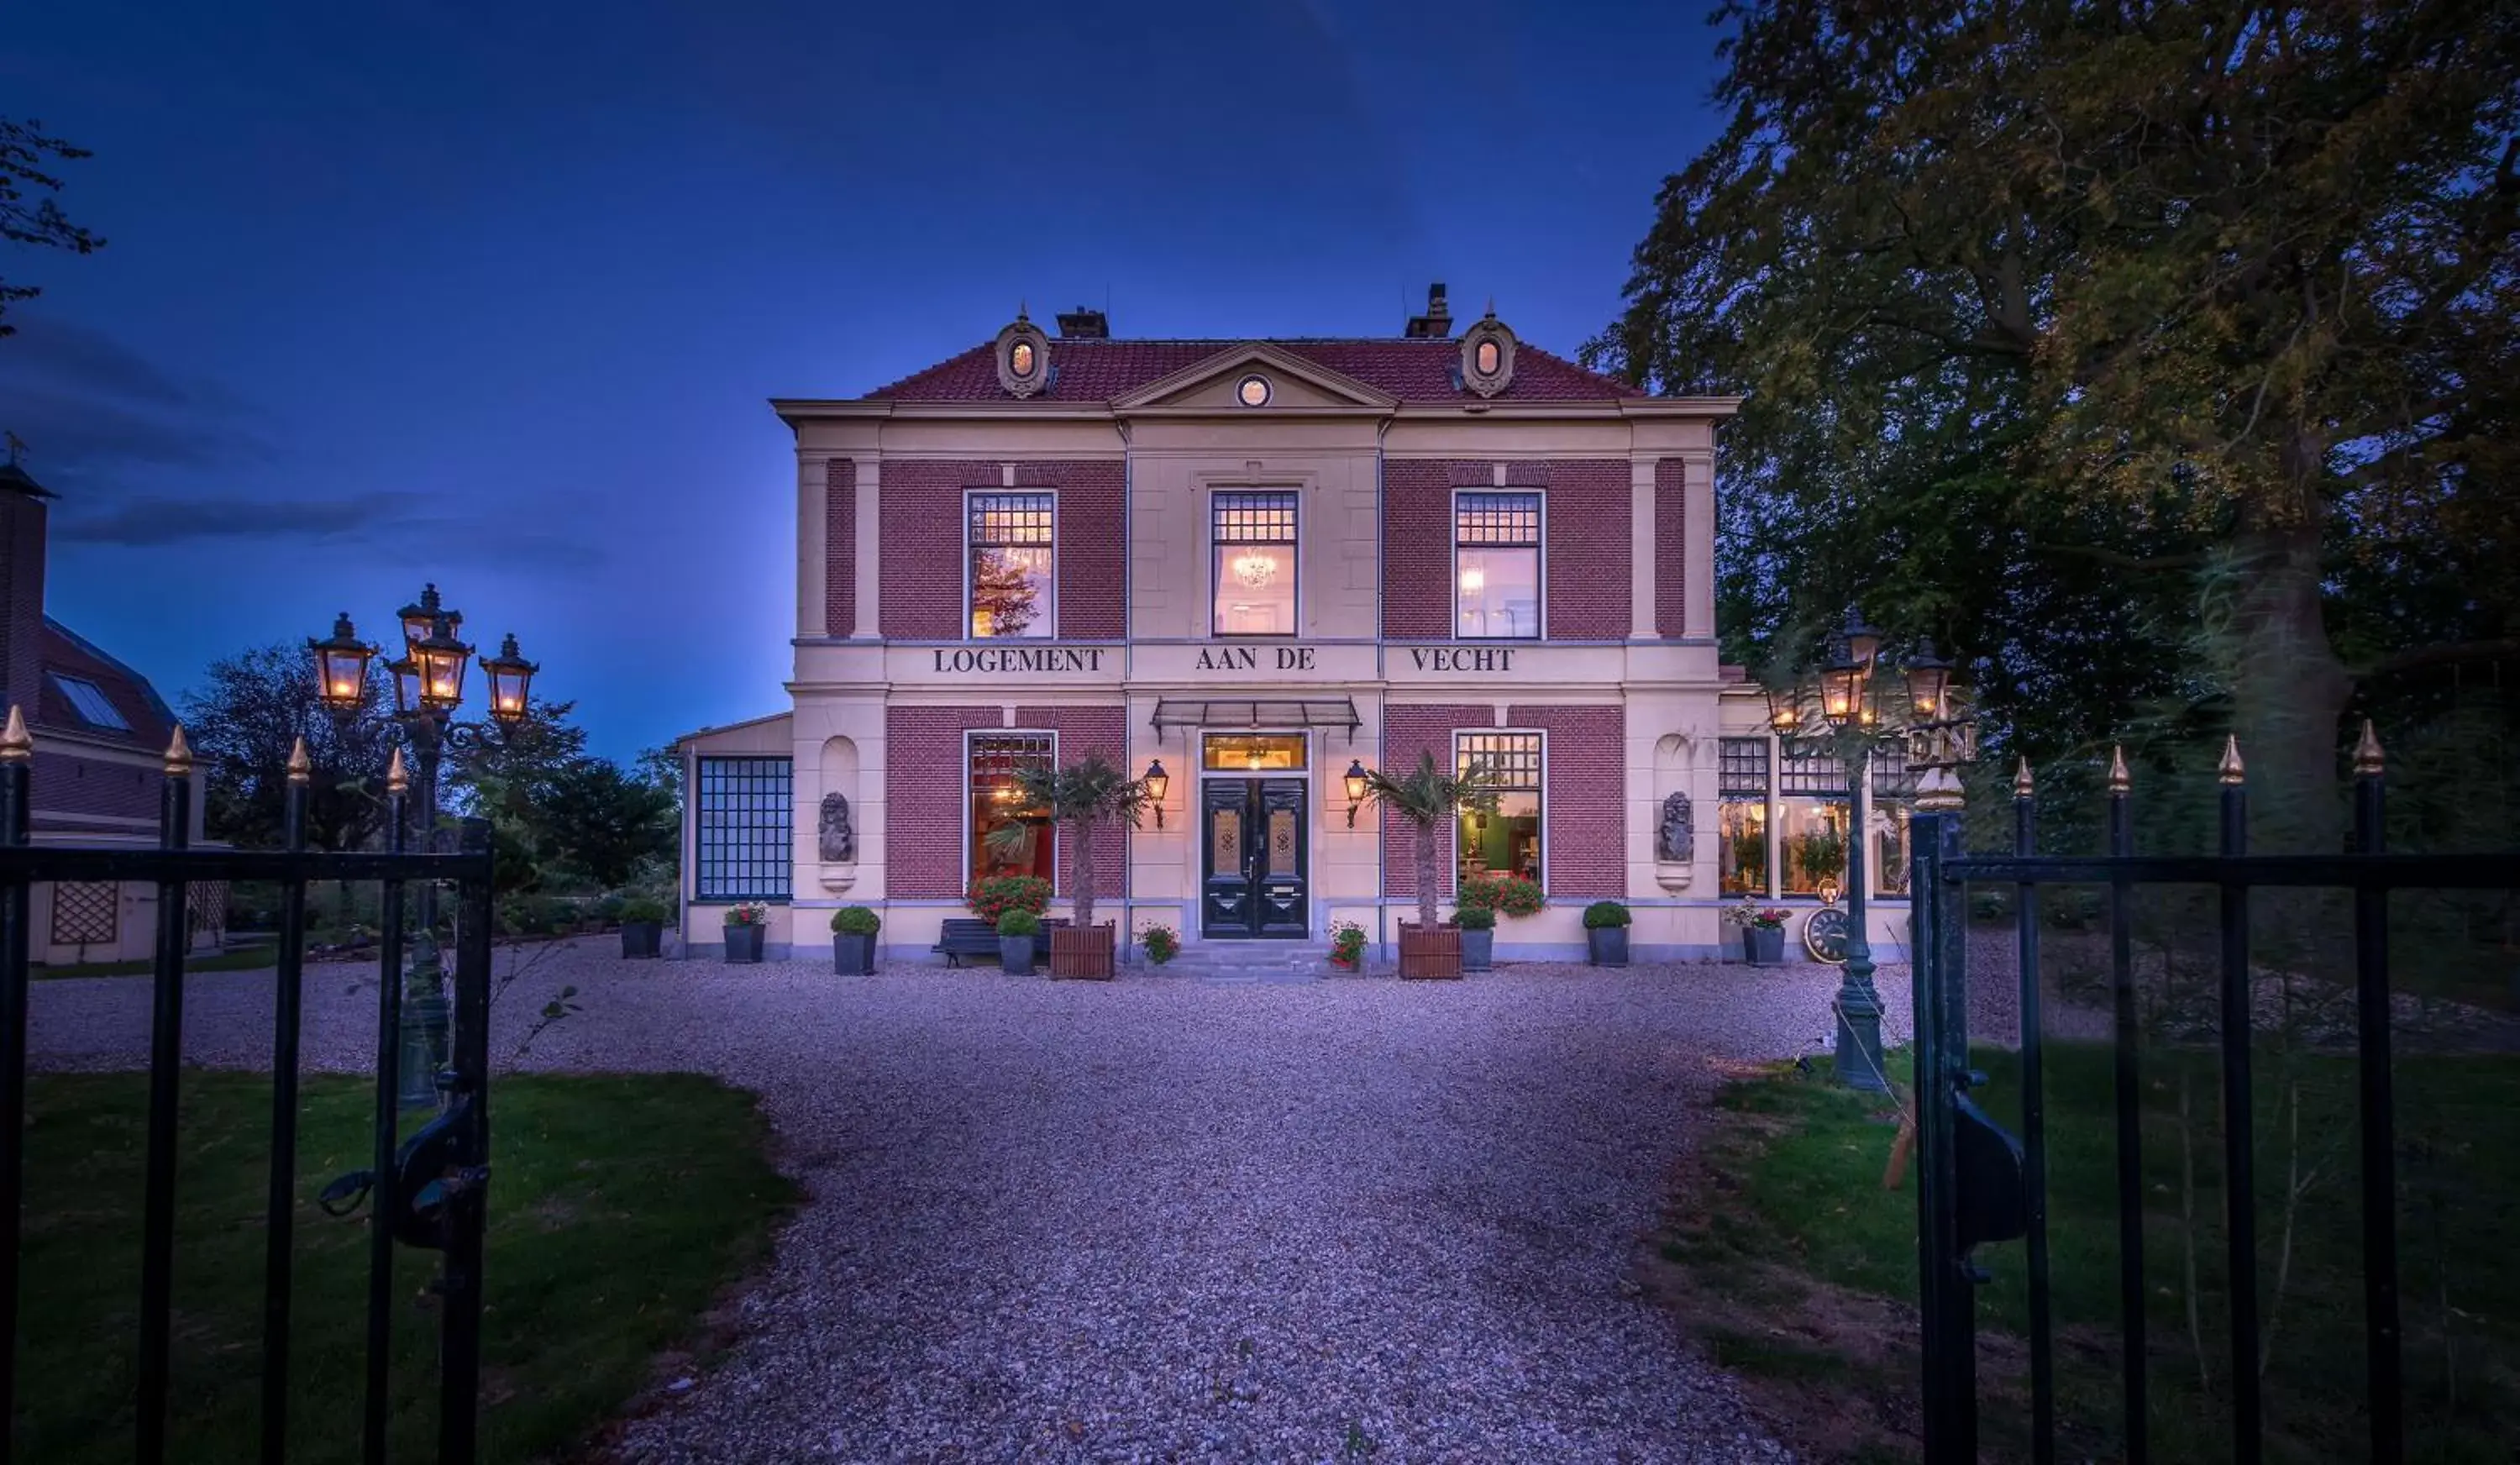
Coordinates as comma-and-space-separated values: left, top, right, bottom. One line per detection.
1138, 943, 1339, 983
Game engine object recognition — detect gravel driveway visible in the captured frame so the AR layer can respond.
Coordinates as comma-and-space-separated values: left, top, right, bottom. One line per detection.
30, 943, 1952, 1462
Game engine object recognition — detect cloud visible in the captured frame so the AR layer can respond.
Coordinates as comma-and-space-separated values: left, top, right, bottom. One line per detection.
51, 491, 407, 546
0, 315, 270, 475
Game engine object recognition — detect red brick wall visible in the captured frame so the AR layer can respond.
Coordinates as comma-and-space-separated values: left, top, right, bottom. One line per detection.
1381, 460, 1488, 638
885, 706, 1002, 897
1014, 703, 1126, 902
1016, 461, 1124, 639
1379, 702, 1493, 900
824, 458, 855, 637
1655, 457, 1689, 638
1508, 703, 1625, 898
1540, 459, 1631, 640
877, 460, 1124, 640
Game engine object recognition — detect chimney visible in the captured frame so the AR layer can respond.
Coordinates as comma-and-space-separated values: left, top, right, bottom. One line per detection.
0, 453, 53, 727
1055, 307, 1110, 339
1404, 281, 1454, 338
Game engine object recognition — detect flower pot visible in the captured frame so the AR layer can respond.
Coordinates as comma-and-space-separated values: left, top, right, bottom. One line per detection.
1587, 926, 1630, 967
619, 922, 662, 960
1000, 934, 1037, 976
722, 923, 765, 964
1741, 927, 1786, 965
1398, 922, 1462, 979
832, 932, 876, 975
1049, 923, 1116, 980
1328, 954, 1360, 973
1459, 927, 1494, 971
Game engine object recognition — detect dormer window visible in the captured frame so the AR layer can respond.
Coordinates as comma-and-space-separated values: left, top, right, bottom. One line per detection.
1474, 339, 1499, 375
1461, 307, 1516, 398
995, 309, 1052, 398
1011, 340, 1036, 379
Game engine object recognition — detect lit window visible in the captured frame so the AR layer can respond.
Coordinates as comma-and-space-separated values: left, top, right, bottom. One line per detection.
50, 674, 131, 732
1779, 750, 1850, 897
1475, 339, 1499, 375
1457, 732, 1541, 888
1211, 491, 1297, 636
1872, 748, 1917, 896
1718, 738, 1770, 895
1201, 733, 1306, 770
695, 757, 790, 901
968, 492, 1055, 638
1010, 339, 1037, 378
1455, 492, 1541, 638
970, 733, 1055, 885
1236, 375, 1271, 407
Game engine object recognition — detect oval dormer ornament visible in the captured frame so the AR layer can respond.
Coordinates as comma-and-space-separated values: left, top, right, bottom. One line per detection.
1460, 303, 1515, 398
996, 307, 1051, 399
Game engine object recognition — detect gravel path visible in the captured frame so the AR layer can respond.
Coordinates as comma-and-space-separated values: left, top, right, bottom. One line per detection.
29, 942, 1992, 1462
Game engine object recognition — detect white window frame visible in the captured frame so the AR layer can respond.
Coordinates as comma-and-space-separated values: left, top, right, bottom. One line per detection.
1450, 489, 1546, 641
962, 489, 1058, 642
1207, 486, 1303, 639
1454, 727, 1546, 893
963, 727, 1059, 890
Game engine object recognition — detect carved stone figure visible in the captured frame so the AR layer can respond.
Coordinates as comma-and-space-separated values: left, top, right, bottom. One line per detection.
819, 792, 855, 863
1656, 791, 1693, 864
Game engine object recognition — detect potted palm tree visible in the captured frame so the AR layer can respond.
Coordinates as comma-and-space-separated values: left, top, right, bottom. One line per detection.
987, 752, 1150, 979
831, 906, 879, 974
1356, 752, 1498, 979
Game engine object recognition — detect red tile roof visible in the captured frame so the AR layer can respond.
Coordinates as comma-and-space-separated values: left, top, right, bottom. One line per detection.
863, 338, 1641, 405
37, 618, 175, 750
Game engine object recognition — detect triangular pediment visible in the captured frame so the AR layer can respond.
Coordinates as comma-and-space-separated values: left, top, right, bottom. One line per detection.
1112, 343, 1399, 412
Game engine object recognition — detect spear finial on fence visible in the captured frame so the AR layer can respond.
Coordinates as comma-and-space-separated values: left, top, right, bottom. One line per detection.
286, 737, 312, 785
0, 706, 30, 763
2108, 744, 2130, 794
162, 725, 194, 776
2354, 718, 2386, 777
2218, 734, 2245, 785
386, 746, 409, 795
2013, 755, 2034, 798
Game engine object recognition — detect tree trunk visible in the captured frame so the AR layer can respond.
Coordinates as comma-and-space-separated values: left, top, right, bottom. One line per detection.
1413, 819, 1439, 931
2223, 521, 2353, 853
1072, 817, 1095, 930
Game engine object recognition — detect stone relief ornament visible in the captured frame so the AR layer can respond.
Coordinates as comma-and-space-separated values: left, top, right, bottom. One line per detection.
818, 792, 856, 864
1657, 791, 1694, 864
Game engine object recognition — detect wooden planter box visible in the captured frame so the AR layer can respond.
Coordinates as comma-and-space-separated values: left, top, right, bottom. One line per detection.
1397, 922, 1462, 980
1048, 923, 1116, 980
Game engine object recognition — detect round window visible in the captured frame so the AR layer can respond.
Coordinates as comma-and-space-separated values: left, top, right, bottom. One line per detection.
1010, 339, 1037, 378
1236, 374, 1272, 407
1474, 339, 1501, 375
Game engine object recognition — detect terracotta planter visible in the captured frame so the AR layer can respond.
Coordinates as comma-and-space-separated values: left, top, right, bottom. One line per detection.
1397, 922, 1462, 980
618, 922, 661, 960
1049, 923, 1116, 980
722, 923, 765, 964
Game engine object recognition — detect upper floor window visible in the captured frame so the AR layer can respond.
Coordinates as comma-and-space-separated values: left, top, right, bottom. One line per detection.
1458, 731, 1543, 888
695, 756, 791, 901
1455, 492, 1541, 638
49, 673, 130, 731
1212, 491, 1298, 636
969, 492, 1055, 638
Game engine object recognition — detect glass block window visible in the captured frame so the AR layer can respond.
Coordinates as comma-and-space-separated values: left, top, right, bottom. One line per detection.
695, 757, 791, 901
1212, 491, 1298, 636
970, 733, 1056, 885
968, 491, 1055, 638
1454, 492, 1541, 639
1457, 732, 1543, 887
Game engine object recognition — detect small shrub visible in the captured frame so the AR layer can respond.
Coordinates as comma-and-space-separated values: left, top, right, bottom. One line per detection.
967, 876, 1053, 924
1453, 905, 1496, 931
1140, 922, 1179, 964
722, 901, 770, 927
1582, 901, 1632, 929
1458, 873, 1545, 919
830, 906, 880, 936
995, 909, 1042, 938
618, 896, 668, 925
1720, 898, 1789, 931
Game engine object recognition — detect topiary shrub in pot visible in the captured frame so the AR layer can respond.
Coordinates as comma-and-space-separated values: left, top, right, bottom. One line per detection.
830, 906, 879, 974
1582, 901, 1632, 967
995, 908, 1042, 976
617, 897, 666, 960
1454, 904, 1496, 971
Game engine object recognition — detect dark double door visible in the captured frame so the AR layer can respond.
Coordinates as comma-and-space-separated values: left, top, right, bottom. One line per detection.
1201, 778, 1308, 937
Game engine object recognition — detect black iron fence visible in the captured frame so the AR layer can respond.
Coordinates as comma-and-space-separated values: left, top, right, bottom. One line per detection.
0, 722, 494, 1463
1908, 729, 2520, 1462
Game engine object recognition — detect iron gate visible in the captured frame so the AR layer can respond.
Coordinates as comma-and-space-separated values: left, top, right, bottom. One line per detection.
0, 723, 494, 1463
1909, 728, 2520, 1463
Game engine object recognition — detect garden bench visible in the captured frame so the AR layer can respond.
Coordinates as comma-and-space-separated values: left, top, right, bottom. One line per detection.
932, 916, 1068, 967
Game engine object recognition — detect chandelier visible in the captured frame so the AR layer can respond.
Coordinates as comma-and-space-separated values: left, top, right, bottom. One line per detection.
1233, 549, 1277, 588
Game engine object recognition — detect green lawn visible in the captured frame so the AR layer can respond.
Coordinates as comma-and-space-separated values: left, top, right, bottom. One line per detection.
34, 943, 281, 980
1657, 1043, 2519, 1463
14, 1071, 800, 1463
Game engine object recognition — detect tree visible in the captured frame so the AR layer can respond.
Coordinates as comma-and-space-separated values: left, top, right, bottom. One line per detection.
1591, 0, 2520, 848
1356, 753, 1499, 933
2, 118, 104, 336
984, 753, 1147, 930
181, 643, 398, 853
533, 758, 675, 889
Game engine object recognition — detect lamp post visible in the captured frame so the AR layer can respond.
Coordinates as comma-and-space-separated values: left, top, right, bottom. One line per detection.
308, 584, 538, 1108
1766, 611, 1977, 1091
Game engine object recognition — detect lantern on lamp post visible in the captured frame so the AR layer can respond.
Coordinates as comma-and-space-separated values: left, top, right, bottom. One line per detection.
1141, 759, 1169, 828
308, 614, 378, 710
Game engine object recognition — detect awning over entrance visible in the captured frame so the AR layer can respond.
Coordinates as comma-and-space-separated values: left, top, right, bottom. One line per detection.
1150, 697, 1362, 741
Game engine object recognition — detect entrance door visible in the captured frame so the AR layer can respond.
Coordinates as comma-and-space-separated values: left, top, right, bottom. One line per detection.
1200, 778, 1308, 937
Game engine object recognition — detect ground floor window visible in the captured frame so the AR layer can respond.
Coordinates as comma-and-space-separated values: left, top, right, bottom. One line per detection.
1778, 749, 1849, 897
1718, 738, 1769, 895
695, 757, 792, 901
1872, 748, 1916, 896
1457, 732, 1542, 887
969, 732, 1055, 885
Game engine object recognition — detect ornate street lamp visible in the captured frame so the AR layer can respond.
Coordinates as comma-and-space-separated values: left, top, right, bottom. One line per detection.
1343, 759, 1371, 827
1142, 759, 1169, 828
478, 633, 539, 724
1763, 609, 1979, 1092
308, 613, 377, 710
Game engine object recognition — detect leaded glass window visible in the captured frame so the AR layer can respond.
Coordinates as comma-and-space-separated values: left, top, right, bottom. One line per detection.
695, 757, 791, 901
1212, 491, 1298, 636
1718, 738, 1770, 895
1454, 492, 1541, 638
969, 492, 1055, 638
970, 733, 1056, 885
1457, 732, 1542, 886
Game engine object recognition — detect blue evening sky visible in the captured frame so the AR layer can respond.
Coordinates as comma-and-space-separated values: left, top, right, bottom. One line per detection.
3, 1, 1728, 758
